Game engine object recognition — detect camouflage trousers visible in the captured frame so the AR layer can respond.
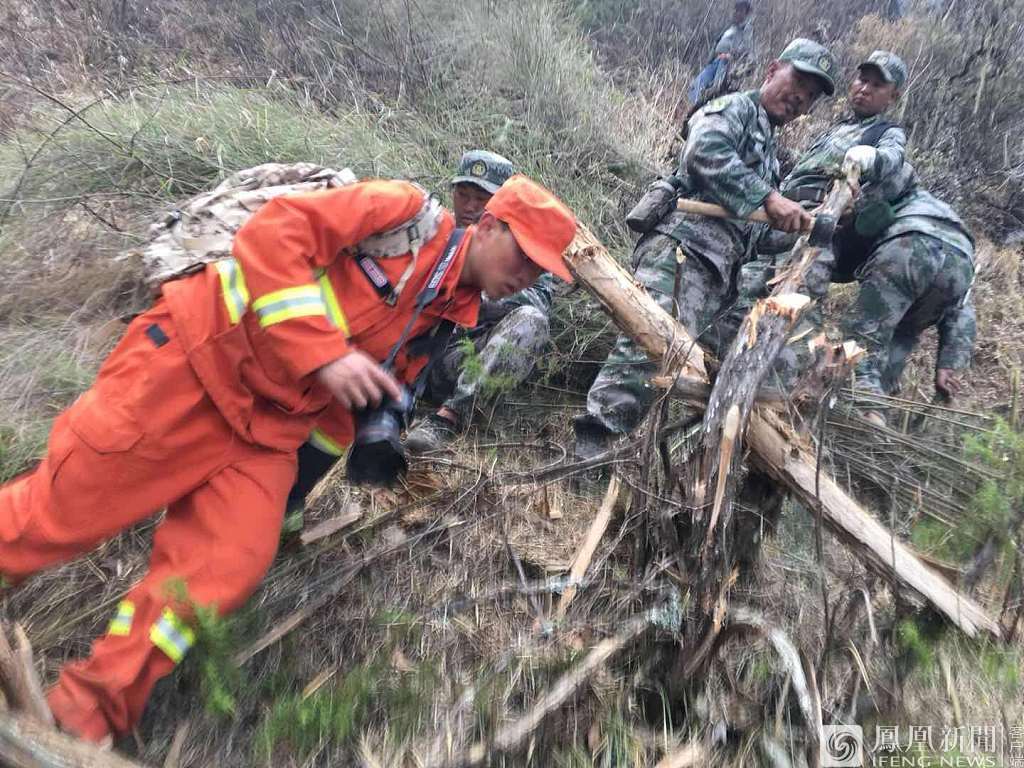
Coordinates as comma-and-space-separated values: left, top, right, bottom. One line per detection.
583, 232, 733, 435
422, 305, 550, 424
844, 234, 973, 395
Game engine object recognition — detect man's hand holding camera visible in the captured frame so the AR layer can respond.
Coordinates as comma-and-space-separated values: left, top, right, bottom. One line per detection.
317, 350, 403, 411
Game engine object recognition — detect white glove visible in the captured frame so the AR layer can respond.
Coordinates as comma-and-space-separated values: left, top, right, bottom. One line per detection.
844, 145, 878, 177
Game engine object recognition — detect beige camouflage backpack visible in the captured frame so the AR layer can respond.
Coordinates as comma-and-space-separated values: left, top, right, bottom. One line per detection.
132, 162, 443, 301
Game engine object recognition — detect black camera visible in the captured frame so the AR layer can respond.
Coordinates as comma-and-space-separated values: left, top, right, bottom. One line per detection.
345, 385, 415, 486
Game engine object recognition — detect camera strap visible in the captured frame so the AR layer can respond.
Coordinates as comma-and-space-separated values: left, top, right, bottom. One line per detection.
383, 227, 466, 371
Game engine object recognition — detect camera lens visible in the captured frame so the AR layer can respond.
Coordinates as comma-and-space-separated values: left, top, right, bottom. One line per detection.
346, 386, 415, 486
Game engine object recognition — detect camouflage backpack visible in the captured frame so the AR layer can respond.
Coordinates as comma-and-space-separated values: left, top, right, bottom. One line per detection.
131, 162, 444, 301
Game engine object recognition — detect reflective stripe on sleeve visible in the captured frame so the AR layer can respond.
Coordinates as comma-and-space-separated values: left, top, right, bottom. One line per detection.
150, 608, 196, 664
308, 428, 346, 457
214, 258, 251, 325
315, 270, 350, 336
107, 600, 136, 637
251, 285, 327, 328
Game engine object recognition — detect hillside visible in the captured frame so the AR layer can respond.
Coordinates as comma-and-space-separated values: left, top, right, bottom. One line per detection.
0, 1, 1022, 766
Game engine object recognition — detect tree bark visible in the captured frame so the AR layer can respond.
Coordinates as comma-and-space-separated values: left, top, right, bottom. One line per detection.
562, 225, 706, 384
0, 624, 53, 727
0, 711, 150, 768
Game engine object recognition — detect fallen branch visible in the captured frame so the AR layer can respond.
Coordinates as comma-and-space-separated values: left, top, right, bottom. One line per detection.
451, 613, 654, 767
161, 721, 189, 768
654, 742, 708, 768
236, 514, 469, 665
563, 225, 707, 383
747, 409, 1000, 637
299, 503, 363, 546
554, 475, 621, 620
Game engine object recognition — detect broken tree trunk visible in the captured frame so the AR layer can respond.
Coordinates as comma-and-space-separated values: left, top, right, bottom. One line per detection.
746, 408, 1001, 638
564, 225, 707, 384
0, 623, 53, 727
0, 624, 151, 768
0, 710, 150, 768
562, 225, 1001, 639
688, 168, 860, 607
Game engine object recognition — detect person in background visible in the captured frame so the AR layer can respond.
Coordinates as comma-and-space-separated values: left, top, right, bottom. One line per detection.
688, 0, 756, 107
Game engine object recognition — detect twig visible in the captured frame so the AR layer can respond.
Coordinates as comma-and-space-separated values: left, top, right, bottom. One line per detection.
161, 721, 189, 768
449, 613, 653, 768
299, 504, 363, 546
235, 515, 466, 665
800, 648, 823, 768
654, 742, 708, 768
554, 475, 621, 620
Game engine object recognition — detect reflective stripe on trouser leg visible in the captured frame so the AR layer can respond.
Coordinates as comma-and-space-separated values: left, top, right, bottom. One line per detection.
50, 453, 293, 739
107, 600, 136, 637
149, 608, 196, 664
308, 428, 346, 457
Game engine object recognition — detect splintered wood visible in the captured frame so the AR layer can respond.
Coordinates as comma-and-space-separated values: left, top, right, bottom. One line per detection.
687, 167, 861, 593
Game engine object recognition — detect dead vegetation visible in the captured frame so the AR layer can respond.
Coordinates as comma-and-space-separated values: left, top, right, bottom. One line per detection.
0, 0, 1023, 766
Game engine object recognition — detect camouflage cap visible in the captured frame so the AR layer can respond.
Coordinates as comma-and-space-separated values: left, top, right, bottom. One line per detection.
858, 50, 908, 90
778, 38, 837, 96
452, 150, 515, 195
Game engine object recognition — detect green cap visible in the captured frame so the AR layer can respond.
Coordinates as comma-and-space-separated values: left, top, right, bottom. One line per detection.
858, 50, 908, 91
778, 38, 837, 96
452, 150, 515, 195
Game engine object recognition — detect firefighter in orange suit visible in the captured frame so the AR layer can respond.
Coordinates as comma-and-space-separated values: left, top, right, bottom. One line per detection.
0, 174, 577, 743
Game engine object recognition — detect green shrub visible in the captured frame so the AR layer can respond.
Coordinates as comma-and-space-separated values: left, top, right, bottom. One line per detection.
912, 418, 1023, 562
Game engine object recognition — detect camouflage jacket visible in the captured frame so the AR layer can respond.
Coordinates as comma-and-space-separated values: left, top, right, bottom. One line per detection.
881, 188, 975, 259
882, 188, 976, 370
654, 90, 778, 282
714, 20, 754, 61
480, 273, 556, 325
781, 114, 907, 202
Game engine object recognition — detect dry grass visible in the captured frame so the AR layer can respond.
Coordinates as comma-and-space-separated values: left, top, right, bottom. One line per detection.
0, 0, 1022, 766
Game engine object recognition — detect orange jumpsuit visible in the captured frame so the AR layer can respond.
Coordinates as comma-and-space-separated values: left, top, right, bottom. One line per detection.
0, 180, 479, 740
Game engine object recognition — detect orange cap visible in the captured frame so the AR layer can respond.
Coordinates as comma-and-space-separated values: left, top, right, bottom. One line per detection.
484, 174, 577, 283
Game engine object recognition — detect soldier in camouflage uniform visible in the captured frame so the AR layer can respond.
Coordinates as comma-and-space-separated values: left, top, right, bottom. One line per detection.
573, 39, 838, 458
843, 184, 975, 422
721, 51, 912, 376
404, 151, 557, 452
